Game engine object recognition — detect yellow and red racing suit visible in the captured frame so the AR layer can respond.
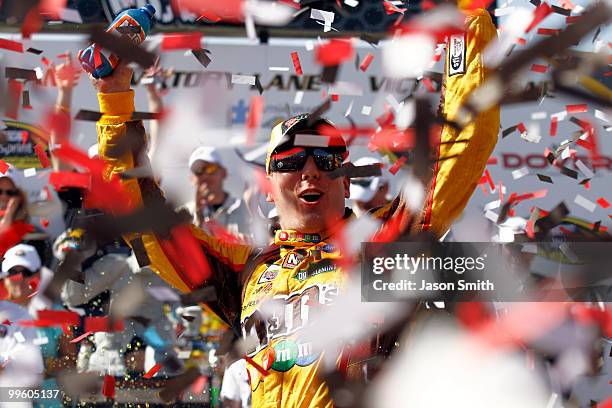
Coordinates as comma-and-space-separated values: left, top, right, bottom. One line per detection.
95, 8, 499, 408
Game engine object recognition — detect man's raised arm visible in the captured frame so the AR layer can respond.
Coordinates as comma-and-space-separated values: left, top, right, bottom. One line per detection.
91, 64, 251, 326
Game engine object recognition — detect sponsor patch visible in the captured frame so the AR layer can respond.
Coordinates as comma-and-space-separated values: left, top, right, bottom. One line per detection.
257, 265, 280, 284
448, 33, 466, 76
293, 259, 336, 281
282, 250, 306, 269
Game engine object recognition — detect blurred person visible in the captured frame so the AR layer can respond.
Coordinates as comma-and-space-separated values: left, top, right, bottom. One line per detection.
349, 156, 391, 217
184, 146, 252, 239
0, 301, 44, 408
0, 166, 29, 232
220, 358, 251, 408
90, 7, 499, 407
0, 244, 76, 408
55, 229, 180, 377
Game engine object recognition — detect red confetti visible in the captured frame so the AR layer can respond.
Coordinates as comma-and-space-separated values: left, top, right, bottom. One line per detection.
421, 77, 435, 92
536, 28, 561, 35
143, 363, 162, 379
597, 197, 610, 208
246, 96, 264, 145
34, 144, 51, 168
383, 1, 406, 14
359, 52, 374, 72
486, 157, 498, 165
331, 94, 339, 102
517, 122, 527, 134
160, 33, 203, 51
565, 15, 580, 24
482, 169, 495, 192
49, 171, 91, 190
40, 219, 49, 229
290, 51, 302, 75
549, 116, 558, 136
0, 160, 9, 174
5, 80, 23, 120
315, 39, 354, 67
278, 0, 300, 9
0, 38, 24, 53
244, 355, 269, 377
2, 320, 11, 326
530, 64, 548, 73
196, 11, 221, 23
515, 37, 527, 45
102, 375, 115, 399
70, 331, 93, 343
38, 310, 80, 325
22, 8, 44, 39
39, 0, 67, 18
0, 221, 35, 257
159, 224, 212, 290
191, 376, 207, 394
566, 103, 588, 113
463, 0, 495, 10
388, 156, 407, 175
525, 3, 553, 33
583, 180, 590, 190
84, 316, 124, 333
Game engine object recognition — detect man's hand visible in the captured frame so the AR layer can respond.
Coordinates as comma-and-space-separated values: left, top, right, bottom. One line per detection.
89, 63, 133, 93
54, 53, 81, 91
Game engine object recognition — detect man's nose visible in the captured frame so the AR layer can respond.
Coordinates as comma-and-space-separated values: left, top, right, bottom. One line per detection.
301, 157, 320, 181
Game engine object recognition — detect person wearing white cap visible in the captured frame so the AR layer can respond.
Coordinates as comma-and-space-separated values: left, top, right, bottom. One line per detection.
182, 146, 252, 240
349, 156, 391, 217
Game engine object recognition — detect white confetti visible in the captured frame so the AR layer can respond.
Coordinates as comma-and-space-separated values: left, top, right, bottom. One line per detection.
383, 34, 434, 78
23, 168, 36, 178
494, 6, 515, 16
34, 67, 43, 80
305, 40, 314, 51
530, 111, 547, 120
294, 90, 304, 105
551, 110, 567, 121
520, 132, 541, 144
294, 134, 330, 147
344, 0, 359, 6
511, 166, 529, 180
361, 105, 372, 115
385, 94, 402, 112
560, 146, 571, 160
344, 100, 353, 117
146, 286, 180, 302
33, 337, 49, 346
245, 14, 257, 40
268, 66, 289, 71
328, 81, 363, 96
14, 331, 26, 343
485, 210, 499, 223
231, 74, 256, 85
310, 9, 334, 32
574, 194, 596, 212
594, 109, 608, 123
243, 143, 269, 162
59, 8, 83, 23
484, 200, 501, 211
575, 160, 594, 178
521, 243, 538, 254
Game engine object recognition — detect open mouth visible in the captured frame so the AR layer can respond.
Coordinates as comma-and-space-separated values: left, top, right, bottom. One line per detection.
298, 190, 323, 204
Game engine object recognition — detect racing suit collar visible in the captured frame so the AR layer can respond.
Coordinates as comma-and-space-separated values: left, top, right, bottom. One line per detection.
273, 207, 355, 248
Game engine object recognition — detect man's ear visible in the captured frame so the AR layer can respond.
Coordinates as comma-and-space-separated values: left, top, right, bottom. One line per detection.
344, 177, 350, 199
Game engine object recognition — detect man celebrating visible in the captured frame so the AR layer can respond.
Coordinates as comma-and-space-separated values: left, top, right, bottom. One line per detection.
89, 7, 498, 407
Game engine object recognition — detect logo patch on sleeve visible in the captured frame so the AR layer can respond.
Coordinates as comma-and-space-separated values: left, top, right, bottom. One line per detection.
448, 34, 466, 76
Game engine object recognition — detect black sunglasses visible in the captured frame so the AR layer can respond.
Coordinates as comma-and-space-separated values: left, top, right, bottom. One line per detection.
0, 189, 18, 197
269, 147, 347, 173
7, 266, 36, 278
350, 178, 375, 188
